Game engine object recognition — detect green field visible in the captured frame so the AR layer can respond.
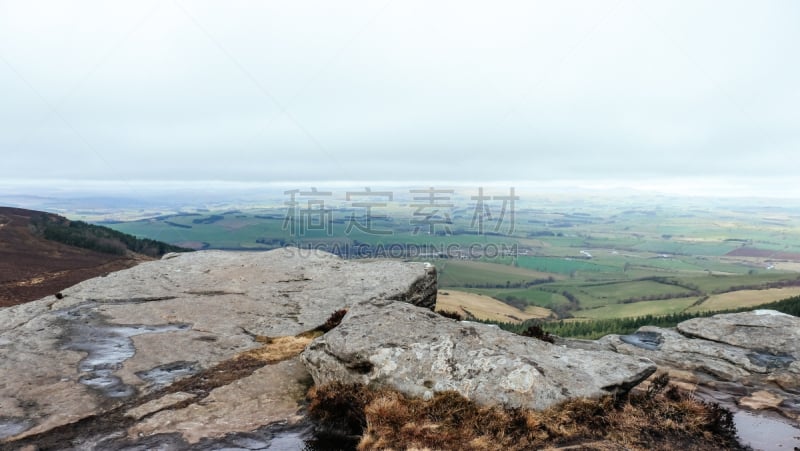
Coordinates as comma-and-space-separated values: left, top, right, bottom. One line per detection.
95, 196, 800, 323
514, 256, 618, 274
572, 297, 699, 320
575, 280, 694, 301
436, 260, 559, 287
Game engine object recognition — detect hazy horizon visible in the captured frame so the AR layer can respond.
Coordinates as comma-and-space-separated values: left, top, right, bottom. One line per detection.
5, 176, 800, 206
2, 1, 799, 197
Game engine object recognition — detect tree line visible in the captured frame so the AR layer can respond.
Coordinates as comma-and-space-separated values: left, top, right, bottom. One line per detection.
31, 213, 191, 258
711, 276, 800, 294
462, 277, 555, 289
482, 295, 800, 340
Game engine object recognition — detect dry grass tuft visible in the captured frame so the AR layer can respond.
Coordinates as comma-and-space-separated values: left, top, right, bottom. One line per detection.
243, 309, 347, 363
238, 334, 315, 363
307, 383, 373, 436
307, 374, 744, 451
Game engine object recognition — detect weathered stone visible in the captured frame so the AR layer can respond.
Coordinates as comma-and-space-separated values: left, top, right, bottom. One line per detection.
302, 299, 656, 411
127, 358, 311, 444
578, 310, 800, 422
739, 390, 784, 411
124, 392, 196, 420
678, 310, 800, 358
606, 327, 758, 381
0, 248, 435, 446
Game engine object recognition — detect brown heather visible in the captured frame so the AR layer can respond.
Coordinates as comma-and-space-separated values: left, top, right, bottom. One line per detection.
307, 373, 744, 451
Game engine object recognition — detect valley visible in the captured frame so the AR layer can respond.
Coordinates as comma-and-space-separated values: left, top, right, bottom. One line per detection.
58, 191, 800, 325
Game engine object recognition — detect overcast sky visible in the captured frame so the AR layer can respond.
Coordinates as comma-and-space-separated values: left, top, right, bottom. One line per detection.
1, 1, 799, 196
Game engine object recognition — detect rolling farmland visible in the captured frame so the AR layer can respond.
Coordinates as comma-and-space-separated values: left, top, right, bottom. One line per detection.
92, 194, 800, 324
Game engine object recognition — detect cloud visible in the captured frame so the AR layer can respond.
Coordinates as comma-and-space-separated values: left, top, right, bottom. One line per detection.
1, 0, 798, 191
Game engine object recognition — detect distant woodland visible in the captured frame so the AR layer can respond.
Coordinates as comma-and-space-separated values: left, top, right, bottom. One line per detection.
491, 295, 800, 340
30, 213, 191, 258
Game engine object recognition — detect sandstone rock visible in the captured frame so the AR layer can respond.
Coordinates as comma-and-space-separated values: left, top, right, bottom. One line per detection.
606, 326, 757, 381
678, 310, 800, 358
124, 392, 196, 420
0, 248, 435, 446
581, 310, 800, 422
127, 357, 311, 444
739, 390, 784, 411
302, 299, 656, 411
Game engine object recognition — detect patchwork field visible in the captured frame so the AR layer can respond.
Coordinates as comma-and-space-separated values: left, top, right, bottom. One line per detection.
572, 297, 699, 320
436, 260, 562, 287
92, 196, 800, 324
435, 290, 553, 323
688, 286, 800, 313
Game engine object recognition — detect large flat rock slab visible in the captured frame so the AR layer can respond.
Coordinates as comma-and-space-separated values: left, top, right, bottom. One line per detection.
0, 248, 435, 445
302, 299, 656, 411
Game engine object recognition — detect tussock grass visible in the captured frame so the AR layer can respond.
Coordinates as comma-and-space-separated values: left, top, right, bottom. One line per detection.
307, 374, 743, 451
243, 309, 347, 362
239, 334, 316, 362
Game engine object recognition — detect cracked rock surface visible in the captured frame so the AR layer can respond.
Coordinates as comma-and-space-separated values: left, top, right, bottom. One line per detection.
302, 299, 657, 411
0, 248, 435, 448
566, 310, 800, 423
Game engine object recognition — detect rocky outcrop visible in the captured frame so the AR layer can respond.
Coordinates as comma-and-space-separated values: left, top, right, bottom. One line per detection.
571, 310, 800, 422
302, 299, 657, 411
14, 245, 791, 449
0, 248, 435, 447
677, 309, 800, 359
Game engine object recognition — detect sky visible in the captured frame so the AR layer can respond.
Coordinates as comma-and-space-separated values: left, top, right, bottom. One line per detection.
1, 1, 799, 197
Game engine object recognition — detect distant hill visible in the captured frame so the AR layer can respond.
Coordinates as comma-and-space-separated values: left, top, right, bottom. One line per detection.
0, 207, 191, 307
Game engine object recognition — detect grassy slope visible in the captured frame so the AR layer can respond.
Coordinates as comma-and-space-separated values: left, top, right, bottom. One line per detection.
573, 297, 699, 320
435, 289, 552, 323
688, 286, 800, 313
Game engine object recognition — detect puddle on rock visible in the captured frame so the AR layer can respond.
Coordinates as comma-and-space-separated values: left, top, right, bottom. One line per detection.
734, 410, 800, 451
58, 303, 191, 398
90, 421, 357, 450
194, 424, 358, 451
136, 361, 202, 388
0, 417, 34, 440
619, 331, 663, 351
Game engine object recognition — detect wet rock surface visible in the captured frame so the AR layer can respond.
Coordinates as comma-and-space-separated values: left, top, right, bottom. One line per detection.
590, 311, 800, 421
619, 330, 663, 351
567, 310, 800, 449
57, 302, 192, 398
35, 420, 354, 451
302, 299, 657, 411
0, 418, 33, 441
135, 361, 202, 390
0, 248, 435, 448
7, 247, 795, 450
